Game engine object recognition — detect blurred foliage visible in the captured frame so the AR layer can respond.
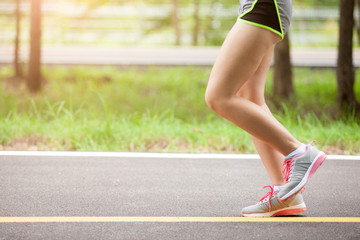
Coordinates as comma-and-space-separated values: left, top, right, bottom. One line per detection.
130, 0, 339, 7
0, 66, 359, 152
0, 0, 341, 7
292, 0, 338, 6
0, 0, 341, 46
65, 0, 340, 7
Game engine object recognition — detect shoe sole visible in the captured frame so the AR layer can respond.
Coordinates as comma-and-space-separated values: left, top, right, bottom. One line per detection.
279, 152, 327, 201
242, 203, 307, 217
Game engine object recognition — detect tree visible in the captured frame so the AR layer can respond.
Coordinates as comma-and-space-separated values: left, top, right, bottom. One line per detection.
356, 0, 360, 45
273, 34, 294, 100
337, 0, 360, 113
192, 0, 200, 46
27, 0, 42, 93
14, 0, 23, 78
173, 0, 181, 45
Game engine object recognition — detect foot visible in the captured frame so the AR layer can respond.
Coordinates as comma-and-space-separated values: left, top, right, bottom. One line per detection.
278, 142, 327, 201
241, 185, 306, 217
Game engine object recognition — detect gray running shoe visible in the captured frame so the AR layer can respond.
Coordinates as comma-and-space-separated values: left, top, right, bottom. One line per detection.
278, 142, 327, 201
242, 185, 306, 217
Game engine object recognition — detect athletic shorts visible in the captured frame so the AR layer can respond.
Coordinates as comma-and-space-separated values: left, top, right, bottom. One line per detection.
238, 0, 292, 39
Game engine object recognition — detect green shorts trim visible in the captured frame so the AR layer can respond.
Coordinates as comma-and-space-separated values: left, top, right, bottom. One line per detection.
238, 0, 286, 40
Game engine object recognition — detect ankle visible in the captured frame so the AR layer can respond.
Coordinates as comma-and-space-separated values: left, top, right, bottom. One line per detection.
285, 143, 306, 160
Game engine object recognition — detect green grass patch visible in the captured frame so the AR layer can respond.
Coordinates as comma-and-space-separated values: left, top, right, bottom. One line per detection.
0, 66, 359, 154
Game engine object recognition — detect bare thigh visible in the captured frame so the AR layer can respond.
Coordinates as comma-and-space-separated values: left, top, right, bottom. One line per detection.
236, 46, 274, 104
206, 21, 280, 100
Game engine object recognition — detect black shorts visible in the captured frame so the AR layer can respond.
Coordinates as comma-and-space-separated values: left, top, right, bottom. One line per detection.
238, 0, 292, 39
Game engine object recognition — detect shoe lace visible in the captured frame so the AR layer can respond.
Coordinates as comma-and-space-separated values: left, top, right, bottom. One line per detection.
282, 159, 293, 183
258, 185, 279, 212
282, 159, 306, 194
282, 141, 315, 193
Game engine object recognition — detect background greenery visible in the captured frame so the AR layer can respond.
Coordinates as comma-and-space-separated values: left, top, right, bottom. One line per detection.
1, 66, 359, 154
0, 0, 342, 47
1, 0, 358, 154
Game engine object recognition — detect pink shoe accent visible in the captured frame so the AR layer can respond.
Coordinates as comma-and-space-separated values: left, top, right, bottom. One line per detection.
272, 207, 307, 217
258, 185, 279, 212
308, 153, 327, 179
279, 151, 327, 202
282, 159, 292, 183
282, 159, 306, 194
282, 145, 309, 183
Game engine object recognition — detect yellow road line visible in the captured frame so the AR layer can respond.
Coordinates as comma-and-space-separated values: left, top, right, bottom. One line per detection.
0, 217, 359, 223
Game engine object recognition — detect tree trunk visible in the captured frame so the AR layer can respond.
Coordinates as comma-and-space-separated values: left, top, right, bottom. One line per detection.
27, 0, 42, 93
173, 0, 181, 45
192, 0, 200, 46
14, 0, 22, 78
356, 0, 360, 45
273, 34, 293, 99
337, 0, 360, 113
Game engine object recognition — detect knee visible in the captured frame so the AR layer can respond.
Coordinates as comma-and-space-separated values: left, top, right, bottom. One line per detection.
205, 89, 218, 112
205, 88, 225, 113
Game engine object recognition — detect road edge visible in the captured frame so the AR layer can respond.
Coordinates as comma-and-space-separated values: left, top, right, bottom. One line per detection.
0, 151, 359, 161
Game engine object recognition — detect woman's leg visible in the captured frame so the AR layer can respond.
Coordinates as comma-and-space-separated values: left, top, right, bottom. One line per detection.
205, 20, 301, 156
236, 47, 285, 186
251, 109, 285, 186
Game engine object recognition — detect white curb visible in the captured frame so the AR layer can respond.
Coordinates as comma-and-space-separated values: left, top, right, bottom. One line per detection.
0, 151, 359, 161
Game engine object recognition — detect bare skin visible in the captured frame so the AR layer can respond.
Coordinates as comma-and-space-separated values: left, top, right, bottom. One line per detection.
236, 46, 286, 186
205, 21, 301, 186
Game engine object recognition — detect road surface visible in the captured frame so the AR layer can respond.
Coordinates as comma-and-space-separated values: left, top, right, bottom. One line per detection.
0, 152, 359, 240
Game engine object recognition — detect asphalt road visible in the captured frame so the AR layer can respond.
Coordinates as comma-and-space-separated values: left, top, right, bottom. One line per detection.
1, 46, 360, 68
0, 153, 359, 240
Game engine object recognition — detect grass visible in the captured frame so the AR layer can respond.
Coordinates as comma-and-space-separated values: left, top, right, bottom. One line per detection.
0, 66, 359, 154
